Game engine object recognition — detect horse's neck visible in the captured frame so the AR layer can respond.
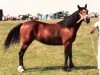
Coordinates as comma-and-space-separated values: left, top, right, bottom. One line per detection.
60, 11, 80, 27
70, 21, 82, 35
59, 10, 83, 34
68, 11, 82, 35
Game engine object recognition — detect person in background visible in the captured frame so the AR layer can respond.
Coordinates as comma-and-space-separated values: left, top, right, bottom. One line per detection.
90, 14, 100, 73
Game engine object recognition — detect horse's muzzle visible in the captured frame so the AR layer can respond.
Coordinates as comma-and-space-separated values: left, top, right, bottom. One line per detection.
85, 17, 90, 23
83, 15, 90, 23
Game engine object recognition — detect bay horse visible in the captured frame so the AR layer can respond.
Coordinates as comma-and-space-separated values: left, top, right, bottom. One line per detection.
4, 4, 90, 72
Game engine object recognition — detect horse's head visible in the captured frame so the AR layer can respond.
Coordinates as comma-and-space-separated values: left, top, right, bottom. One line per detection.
77, 4, 90, 23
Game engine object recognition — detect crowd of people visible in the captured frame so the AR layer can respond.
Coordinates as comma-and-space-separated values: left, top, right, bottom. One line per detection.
0, 11, 69, 21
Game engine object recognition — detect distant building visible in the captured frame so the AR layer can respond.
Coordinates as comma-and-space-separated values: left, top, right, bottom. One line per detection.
0, 9, 3, 20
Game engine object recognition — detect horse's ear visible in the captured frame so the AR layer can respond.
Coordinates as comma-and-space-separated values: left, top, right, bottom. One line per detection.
77, 5, 80, 9
85, 4, 87, 8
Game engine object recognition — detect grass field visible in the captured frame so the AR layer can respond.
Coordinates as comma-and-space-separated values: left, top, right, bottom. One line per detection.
0, 19, 99, 75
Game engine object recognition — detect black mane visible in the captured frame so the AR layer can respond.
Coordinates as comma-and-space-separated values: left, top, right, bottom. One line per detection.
58, 10, 79, 27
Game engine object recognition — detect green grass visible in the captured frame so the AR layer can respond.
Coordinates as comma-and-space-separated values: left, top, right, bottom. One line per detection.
0, 19, 99, 75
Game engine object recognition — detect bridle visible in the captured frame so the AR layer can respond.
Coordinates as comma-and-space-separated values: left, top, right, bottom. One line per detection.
77, 13, 88, 23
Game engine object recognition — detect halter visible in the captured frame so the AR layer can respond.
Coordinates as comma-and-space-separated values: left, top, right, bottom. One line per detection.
77, 13, 88, 23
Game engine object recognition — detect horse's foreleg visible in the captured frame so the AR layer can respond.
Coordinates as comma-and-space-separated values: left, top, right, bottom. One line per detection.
64, 43, 74, 71
68, 36, 76, 69
63, 44, 69, 71
68, 44, 74, 69
18, 41, 32, 73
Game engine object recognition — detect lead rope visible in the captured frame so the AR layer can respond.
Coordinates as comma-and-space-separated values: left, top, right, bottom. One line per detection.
77, 13, 97, 58
85, 22, 98, 73
77, 13, 98, 73
88, 30, 99, 75
85, 21, 97, 59
89, 33, 97, 59
87, 22, 98, 60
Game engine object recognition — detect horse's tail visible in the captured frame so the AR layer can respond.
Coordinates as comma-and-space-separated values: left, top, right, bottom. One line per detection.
4, 23, 23, 50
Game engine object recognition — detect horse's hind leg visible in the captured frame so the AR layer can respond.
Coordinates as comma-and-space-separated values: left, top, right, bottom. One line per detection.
18, 40, 32, 73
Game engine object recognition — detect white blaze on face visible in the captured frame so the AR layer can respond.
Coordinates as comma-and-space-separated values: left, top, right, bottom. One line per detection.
83, 10, 85, 12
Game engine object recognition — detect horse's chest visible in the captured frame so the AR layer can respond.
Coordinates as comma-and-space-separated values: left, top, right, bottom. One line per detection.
61, 28, 72, 43
61, 28, 71, 37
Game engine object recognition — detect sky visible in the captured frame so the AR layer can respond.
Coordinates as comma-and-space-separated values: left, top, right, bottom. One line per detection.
0, 0, 100, 16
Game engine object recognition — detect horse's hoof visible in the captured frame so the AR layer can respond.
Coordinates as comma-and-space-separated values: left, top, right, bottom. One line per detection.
63, 66, 74, 72
63, 66, 68, 71
69, 64, 75, 69
18, 66, 25, 73
68, 66, 75, 71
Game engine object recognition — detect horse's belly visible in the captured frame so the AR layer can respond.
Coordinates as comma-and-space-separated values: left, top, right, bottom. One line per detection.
36, 37, 63, 45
